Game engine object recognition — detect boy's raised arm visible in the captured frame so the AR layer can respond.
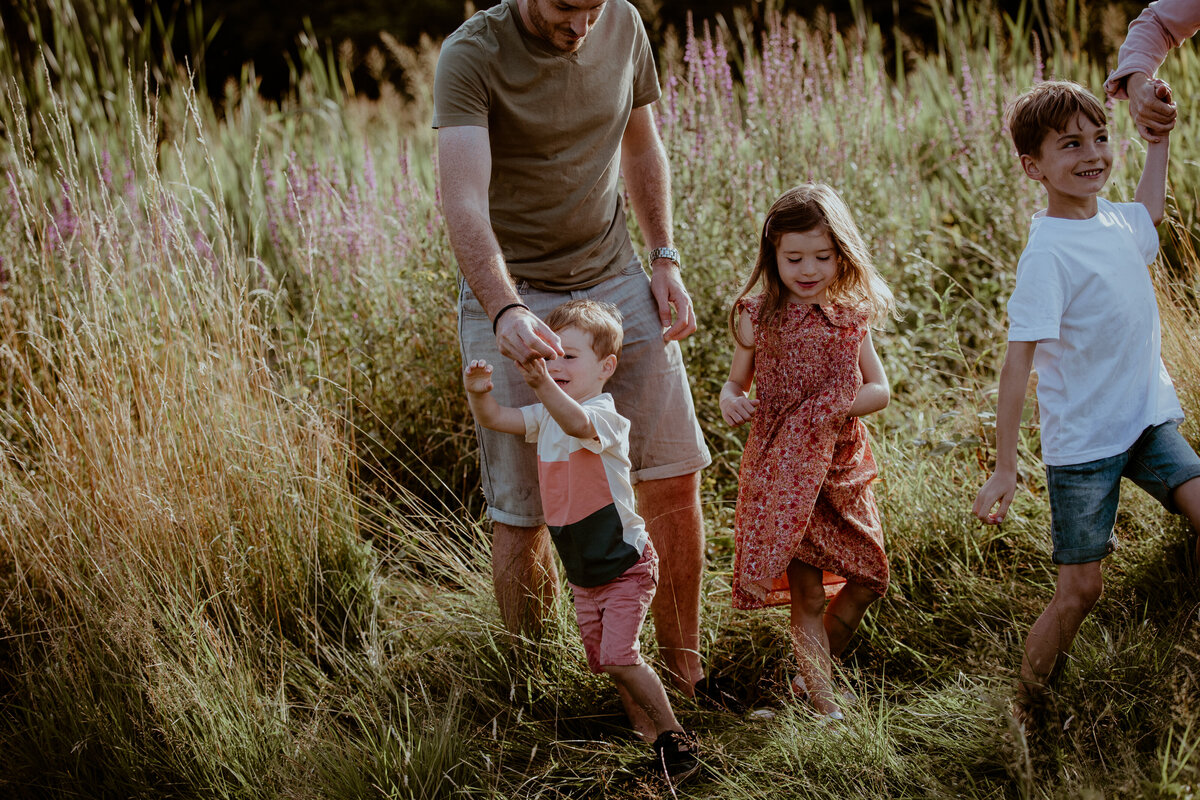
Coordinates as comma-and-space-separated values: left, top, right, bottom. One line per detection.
1134, 83, 1175, 225
516, 359, 597, 441
464, 360, 527, 435
974, 341, 1037, 525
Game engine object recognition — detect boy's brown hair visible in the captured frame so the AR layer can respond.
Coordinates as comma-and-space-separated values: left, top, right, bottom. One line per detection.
544, 299, 624, 359
1007, 80, 1108, 158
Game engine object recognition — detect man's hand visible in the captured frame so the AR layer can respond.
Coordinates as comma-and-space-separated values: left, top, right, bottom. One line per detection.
650, 261, 697, 341
973, 469, 1017, 525
1127, 72, 1177, 143
495, 307, 564, 366
464, 359, 496, 394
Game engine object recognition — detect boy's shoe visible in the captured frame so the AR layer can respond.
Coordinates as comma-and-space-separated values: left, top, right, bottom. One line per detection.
652, 729, 701, 783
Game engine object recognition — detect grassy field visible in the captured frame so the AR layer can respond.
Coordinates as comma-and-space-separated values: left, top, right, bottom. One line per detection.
2, 1, 1200, 797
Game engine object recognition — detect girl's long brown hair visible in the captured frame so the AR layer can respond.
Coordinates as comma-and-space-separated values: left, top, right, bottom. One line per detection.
728, 183, 894, 347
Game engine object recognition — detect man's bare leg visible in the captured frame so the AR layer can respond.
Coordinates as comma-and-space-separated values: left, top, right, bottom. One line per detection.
1015, 560, 1103, 720
492, 522, 559, 636
638, 471, 704, 695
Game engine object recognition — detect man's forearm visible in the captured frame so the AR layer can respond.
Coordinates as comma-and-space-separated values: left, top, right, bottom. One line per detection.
622, 140, 673, 252
444, 205, 521, 320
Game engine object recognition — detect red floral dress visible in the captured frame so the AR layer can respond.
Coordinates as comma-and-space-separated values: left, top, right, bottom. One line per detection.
732, 296, 888, 609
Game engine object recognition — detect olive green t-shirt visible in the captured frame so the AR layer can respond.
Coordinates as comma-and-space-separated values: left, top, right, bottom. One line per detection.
433, 0, 661, 290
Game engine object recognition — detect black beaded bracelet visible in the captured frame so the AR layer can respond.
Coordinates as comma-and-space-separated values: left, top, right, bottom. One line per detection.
492, 302, 530, 335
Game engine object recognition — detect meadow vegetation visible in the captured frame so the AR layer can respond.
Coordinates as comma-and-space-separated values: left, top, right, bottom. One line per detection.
2, 0, 1200, 796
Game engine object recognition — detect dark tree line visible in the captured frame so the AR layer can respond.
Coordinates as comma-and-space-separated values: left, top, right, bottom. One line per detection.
1, 0, 1146, 101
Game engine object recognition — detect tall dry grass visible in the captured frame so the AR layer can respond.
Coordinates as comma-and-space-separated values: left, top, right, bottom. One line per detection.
3, 0, 1200, 797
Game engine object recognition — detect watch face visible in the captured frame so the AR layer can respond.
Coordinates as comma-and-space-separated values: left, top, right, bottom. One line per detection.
650, 247, 679, 262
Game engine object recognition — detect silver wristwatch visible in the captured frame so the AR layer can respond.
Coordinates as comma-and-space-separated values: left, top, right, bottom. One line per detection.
648, 246, 680, 267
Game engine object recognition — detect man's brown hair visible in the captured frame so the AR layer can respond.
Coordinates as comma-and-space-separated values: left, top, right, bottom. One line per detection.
544, 299, 624, 359
1007, 80, 1108, 158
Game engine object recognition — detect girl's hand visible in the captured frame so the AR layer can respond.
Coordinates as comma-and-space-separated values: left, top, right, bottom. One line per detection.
464, 359, 495, 394
720, 394, 758, 426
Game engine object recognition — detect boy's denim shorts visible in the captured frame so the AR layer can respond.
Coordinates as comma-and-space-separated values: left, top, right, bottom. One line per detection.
457, 257, 712, 527
1046, 421, 1200, 565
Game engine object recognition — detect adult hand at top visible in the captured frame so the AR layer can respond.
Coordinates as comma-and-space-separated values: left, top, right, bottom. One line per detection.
495, 306, 563, 366
650, 261, 697, 341
1127, 72, 1177, 143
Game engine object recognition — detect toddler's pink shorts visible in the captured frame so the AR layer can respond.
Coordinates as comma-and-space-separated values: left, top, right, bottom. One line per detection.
570, 543, 658, 674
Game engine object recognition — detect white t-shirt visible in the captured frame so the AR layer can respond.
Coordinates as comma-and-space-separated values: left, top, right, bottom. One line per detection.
522, 393, 649, 587
1007, 198, 1183, 466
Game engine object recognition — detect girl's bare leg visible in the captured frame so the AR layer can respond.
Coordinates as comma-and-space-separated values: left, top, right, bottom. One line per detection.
825, 581, 882, 659
787, 559, 839, 715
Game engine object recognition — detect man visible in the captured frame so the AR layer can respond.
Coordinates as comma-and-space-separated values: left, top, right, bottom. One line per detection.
433, 0, 711, 696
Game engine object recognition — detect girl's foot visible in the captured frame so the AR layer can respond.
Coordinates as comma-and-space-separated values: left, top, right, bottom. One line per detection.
790, 673, 857, 706
790, 673, 842, 716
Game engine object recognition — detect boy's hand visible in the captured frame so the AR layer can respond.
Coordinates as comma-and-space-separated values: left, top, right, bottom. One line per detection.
973, 470, 1017, 525
514, 357, 552, 390
720, 394, 757, 426
464, 359, 495, 394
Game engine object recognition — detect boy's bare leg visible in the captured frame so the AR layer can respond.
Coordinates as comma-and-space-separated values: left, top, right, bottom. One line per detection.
1171, 477, 1200, 565
606, 663, 683, 740
1016, 560, 1103, 715
638, 472, 705, 694
492, 522, 560, 636
788, 559, 840, 715
824, 581, 882, 659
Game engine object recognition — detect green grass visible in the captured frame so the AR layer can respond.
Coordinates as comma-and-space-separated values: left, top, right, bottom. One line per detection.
3, 0, 1200, 796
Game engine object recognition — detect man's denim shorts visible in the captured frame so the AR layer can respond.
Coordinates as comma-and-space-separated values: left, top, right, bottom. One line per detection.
1046, 421, 1200, 565
458, 258, 712, 527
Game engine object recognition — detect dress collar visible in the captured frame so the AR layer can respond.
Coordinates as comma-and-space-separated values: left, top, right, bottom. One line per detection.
787, 302, 864, 328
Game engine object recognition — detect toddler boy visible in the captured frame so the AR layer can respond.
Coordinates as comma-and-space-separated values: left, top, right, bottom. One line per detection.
464, 299, 700, 781
974, 79, 1200, 724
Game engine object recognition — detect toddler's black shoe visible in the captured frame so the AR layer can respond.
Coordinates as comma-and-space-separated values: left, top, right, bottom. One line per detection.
652, 729, 701, 783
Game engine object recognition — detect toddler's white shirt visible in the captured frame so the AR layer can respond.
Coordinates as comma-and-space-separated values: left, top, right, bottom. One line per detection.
1007, 198, 1183, 466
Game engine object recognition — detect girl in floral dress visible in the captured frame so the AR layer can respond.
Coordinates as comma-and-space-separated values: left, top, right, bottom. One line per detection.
719, 183, 894, 720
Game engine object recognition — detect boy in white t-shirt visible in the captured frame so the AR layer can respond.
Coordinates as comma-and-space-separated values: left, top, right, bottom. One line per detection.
973, 80, 1200, 725
464, 299, 700, 782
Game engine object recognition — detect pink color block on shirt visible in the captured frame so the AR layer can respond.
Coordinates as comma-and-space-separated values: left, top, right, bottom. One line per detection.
538, 449, 614, 527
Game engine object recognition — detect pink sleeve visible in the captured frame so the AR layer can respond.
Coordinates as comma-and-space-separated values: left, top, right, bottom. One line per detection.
1105, 0, 1200, 98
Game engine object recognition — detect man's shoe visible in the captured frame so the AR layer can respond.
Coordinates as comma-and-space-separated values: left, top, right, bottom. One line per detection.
652, 729, 701, 783
694, 673, 745, 713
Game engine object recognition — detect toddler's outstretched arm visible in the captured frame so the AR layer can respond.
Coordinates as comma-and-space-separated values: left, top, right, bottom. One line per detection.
848, 330, 889, 417
513, 358, 598, 440
464, 360, 526, 435
973, 341, 1037, 525
720, 308, 758, 426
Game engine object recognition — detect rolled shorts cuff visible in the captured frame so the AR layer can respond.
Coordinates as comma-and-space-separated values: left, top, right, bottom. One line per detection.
1052, 538, 1117, 566
630, 454, 713, 486
1164, 464, 1200, 512
485, 506, 545, 528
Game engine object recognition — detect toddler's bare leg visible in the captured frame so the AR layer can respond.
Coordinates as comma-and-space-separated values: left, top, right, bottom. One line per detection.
824, 581, 882, 658
787, 559, 839, 715
1017, 561, 1103, 713
606, 663, 683, 740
